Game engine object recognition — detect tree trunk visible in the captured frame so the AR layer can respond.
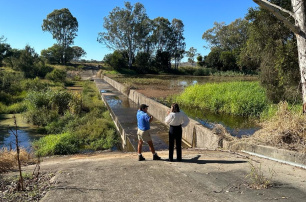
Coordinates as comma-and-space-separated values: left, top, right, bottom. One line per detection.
253, 0, 306, 109
292, 0, 306, 105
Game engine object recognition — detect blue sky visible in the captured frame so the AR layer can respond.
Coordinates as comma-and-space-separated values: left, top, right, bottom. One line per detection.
0, 0, 258, 62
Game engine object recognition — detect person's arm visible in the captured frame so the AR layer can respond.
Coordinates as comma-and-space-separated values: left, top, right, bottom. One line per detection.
181, 112, 190, 127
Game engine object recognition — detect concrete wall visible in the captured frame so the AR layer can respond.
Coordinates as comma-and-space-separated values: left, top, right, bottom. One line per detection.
102, 75, 222, 150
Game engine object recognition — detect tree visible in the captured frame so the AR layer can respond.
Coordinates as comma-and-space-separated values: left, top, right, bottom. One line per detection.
252, 0, 306, 110
41, 44, 63, 64
42, 8, 78, 64
72, 46, 86, 61
196, 54, 204, 67
170, 19, 186, 69
103, 50, 127, 70
186, 47, 197, 66
202, 19, 249, 51
0, 40, 12, 67
98, 2, 150, 69
204, 47, 223, 70
150, 17, 173, 53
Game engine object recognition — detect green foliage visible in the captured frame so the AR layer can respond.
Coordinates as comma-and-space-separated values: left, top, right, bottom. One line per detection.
0, 40, 12, 67
5, 102, 27, 114
21, 77, 49, 92
73, 118, 117, 150
41, 44, 64, 64
242, 3, 300, 104
193, 68, 211, 76
175, 81, 268, 116
135, 52, 152, 73
71, 46, 86, 61
185, 47, 197, 66
24, 89, 72, 125
45, 68, 67, 82
103, 50, 127, 70
153, 50, 171, 72
204, 47, 223, 70
33, 133, 79, 156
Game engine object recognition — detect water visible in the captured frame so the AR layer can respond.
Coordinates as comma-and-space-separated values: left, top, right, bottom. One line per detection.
0, 115, 41, 151
181, 107, 261, 138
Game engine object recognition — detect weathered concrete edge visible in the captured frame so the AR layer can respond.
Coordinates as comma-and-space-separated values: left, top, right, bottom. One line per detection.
223, 141, 306, 167
101, 75, 306, 167
98, 84, 135, 152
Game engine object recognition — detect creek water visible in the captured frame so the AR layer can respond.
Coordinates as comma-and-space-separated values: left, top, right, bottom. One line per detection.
0, 115, 41, 151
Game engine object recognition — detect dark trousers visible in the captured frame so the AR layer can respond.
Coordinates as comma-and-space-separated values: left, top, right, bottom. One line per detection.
169, 125, 182, 161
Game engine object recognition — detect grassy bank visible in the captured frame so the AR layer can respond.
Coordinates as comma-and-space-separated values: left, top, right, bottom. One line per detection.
32, 81, 118, 157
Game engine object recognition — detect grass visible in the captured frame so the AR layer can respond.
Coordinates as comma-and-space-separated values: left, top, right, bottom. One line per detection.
0, 148, 33, 173
250, 102, 306, 152
246, 162, 275, 189
174, 81, 268, 116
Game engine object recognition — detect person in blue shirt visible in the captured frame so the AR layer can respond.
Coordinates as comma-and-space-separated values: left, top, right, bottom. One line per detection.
137, 104, 161, 161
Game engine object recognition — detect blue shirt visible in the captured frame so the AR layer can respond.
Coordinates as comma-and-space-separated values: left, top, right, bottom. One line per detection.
137, 110, 150, 131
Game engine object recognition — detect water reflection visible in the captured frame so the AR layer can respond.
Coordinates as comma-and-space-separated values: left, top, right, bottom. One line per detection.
0, 129, 40, 151
181, 107, 261, 137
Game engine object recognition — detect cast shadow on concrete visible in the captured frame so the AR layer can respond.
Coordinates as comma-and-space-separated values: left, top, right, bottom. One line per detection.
163, 155, 248, 165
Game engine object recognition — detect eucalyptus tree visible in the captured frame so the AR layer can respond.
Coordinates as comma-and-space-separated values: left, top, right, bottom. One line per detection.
186, 47, 197, 66
71, 46, 86, 61
253, 0, 306, 109
98, 2, 151, 69
170, 18, 186, 69
42, 8, 78, 64
150, 17, 173, 53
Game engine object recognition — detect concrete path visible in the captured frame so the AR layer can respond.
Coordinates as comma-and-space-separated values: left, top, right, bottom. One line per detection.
24, 150, 305, 202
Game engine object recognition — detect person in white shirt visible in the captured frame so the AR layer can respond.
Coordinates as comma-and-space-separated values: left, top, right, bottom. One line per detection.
165, 103, 189, 161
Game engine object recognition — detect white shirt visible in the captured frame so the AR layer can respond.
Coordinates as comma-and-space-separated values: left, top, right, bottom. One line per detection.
165, 111, 190, 127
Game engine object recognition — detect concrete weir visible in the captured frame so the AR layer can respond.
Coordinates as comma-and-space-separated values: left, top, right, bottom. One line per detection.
97, 75, 306, 168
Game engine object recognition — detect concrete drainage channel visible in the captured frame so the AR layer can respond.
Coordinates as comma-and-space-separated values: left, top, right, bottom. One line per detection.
94, 75, 306, 169
94, 78, 171, 152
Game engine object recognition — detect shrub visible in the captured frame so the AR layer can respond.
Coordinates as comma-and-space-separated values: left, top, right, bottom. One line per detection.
33, 133, 79, 157
45, 69, 66, 82
73, 118, 117, 150
21, 77, 49, 92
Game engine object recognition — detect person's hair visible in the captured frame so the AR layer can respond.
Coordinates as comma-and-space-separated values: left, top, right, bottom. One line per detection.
171, 103, 180, 113
140, 104, 148, 111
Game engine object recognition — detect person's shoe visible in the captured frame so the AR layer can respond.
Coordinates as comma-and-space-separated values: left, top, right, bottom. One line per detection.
138, 155, 145, 161
153, 153, 161, 160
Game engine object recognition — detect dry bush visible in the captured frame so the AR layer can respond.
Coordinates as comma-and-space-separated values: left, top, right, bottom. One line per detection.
247, 102, 306, 152
0, 148, 33, 173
